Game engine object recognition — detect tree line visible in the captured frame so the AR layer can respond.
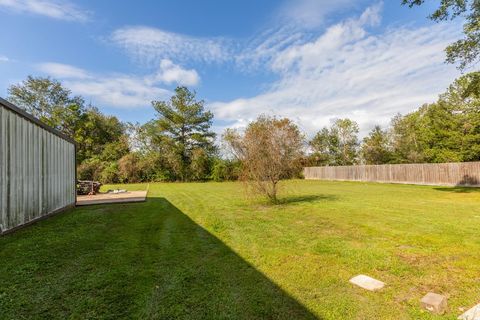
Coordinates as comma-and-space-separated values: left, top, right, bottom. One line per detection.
7, 77, 237, 183
5, 0, 480, 187
308, 72, 480, 166
6, 70, 480, 185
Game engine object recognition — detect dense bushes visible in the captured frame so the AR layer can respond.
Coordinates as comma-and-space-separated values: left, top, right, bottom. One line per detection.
10, 73, 480, 186
210, 158, 241, 182
76, 151, 242, 184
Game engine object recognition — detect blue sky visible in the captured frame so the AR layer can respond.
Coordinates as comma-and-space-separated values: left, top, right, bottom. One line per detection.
0, 0, 463, 136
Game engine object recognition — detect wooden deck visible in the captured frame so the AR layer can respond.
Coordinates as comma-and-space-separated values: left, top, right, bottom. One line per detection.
76, 191, 147, 206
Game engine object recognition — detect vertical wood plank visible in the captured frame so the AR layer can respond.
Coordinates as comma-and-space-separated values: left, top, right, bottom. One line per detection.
304, 162, 480, 187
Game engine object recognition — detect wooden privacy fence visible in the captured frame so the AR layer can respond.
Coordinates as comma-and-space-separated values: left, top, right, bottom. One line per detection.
303, 162, 480, 186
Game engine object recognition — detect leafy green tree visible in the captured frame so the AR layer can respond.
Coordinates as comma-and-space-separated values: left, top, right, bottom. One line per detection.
424, 73, 480, 161
309, 128, 338, 165
310, 119, 359, 166
334, 119, 359, 165
390, 112, 427, 163
361, 126, 393, 164
390, 72, 480, 163
151, 86, 216, 181
402, 0, 480, 70
75, 107, 127, 163
8, 76, 87, 137
421, 102, 465, 162
99, 136, 130, 162
100, 162, 120, 184
8, 76, 84, 120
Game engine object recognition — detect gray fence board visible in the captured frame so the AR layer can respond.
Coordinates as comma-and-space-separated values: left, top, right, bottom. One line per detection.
304, 162, 480, 186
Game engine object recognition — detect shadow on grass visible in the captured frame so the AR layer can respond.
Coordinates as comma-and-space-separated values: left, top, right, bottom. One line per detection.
434, 187, 480, 193
277, 194, 338, 205
434, 175, 480, 193
0, 197, 319, 319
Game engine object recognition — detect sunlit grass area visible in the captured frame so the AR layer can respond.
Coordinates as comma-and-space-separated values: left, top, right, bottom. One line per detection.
1, 180, 480, 319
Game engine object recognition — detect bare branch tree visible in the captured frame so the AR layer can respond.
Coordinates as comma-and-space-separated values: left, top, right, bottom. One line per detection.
223, 115, 304, 203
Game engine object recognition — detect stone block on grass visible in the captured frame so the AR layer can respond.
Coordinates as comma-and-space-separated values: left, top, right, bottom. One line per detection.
349, 275, 385, 291
458, 303, 480, 320
420, 292, 447, 315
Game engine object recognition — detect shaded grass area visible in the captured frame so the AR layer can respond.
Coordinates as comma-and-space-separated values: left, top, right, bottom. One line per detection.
1, 180, 480, 319
434, 186, 480, 193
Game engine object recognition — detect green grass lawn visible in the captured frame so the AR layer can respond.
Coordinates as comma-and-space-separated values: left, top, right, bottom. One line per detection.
1, 180, 480, 319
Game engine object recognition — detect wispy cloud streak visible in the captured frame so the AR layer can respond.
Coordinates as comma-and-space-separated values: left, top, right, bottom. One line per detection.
111, 26, 230, 65
0, 0, 90, 21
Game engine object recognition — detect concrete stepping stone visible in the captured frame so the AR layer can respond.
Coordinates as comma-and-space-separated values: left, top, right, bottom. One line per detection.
349, 274, 385, 291
421, 292, 447, 315
458, 303, 480, 320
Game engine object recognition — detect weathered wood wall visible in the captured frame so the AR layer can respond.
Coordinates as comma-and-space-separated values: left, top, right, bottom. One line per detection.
304, 162, 480, 186
0, 98, 76, 234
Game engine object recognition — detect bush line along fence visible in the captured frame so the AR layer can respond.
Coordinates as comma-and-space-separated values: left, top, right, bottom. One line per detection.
0, 97, 76, 235
303, 162, 480, 187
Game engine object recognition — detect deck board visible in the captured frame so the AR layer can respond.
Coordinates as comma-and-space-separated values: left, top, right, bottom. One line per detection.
76, 191, 147, 206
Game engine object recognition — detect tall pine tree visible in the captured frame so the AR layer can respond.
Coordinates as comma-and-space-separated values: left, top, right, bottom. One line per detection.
151, 87, 216, 181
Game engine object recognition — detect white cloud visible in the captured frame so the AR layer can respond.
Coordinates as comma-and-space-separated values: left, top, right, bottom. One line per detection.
67, 75, 170, 109
276, 0, 363, 28
37, 62, 175, 108
0, 55, 9, 62
111, 26, 230, 65
147, 59, 200, 86
210, 4, 462, 137
0, 0, 90, 21
271, 3, 383, 73
38, 62, 90, 79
